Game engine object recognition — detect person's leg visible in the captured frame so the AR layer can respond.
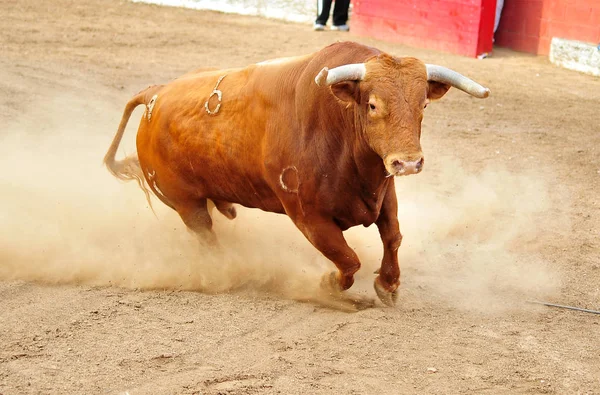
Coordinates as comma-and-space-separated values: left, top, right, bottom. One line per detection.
315, 0, 333, 26
494, 0, 504, 33
332, 0, 350, 27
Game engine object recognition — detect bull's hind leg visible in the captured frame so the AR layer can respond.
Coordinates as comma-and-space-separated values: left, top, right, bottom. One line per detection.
176, 198, 218, 246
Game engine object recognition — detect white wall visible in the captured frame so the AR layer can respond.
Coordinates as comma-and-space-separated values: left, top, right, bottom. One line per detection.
550, 38, 600, 77
132, 0, 317, 24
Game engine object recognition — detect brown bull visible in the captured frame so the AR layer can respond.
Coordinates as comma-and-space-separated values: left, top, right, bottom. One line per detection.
104, 41, 489, 307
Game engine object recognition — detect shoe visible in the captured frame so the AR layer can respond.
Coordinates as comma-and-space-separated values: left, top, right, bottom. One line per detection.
331, 24, 349, 32
313, 23, 325, 31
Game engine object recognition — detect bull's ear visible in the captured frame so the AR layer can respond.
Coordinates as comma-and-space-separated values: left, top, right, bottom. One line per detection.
428, 81, 451, 101
331, 81, 360, 103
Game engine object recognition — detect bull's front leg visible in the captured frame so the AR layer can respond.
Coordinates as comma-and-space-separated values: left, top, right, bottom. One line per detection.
374, 181, 402, 307
293, 216, 375, 309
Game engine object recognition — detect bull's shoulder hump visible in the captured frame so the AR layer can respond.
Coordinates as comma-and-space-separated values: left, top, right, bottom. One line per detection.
255, 53, 312, 67
174, 67, 244, 82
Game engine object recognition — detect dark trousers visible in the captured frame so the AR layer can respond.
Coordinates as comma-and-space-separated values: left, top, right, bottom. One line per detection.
316, 0, 350, 26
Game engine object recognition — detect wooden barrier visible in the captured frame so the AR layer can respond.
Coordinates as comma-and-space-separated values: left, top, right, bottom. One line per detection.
495, 0, 600, 55
351, 0, 497, 58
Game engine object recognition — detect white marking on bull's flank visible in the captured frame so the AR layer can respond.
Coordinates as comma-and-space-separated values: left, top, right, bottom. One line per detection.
153, 181, 166, 199
146, 94, 158, 121
146, 169, 168, 201
205, 75, 226, 115
279, 166, 299, 193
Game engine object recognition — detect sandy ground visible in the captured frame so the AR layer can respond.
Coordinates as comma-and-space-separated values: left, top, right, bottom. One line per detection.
1, 1, 600, 394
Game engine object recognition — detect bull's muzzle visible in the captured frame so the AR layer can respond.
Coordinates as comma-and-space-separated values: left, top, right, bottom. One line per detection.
385, 155, 424, 176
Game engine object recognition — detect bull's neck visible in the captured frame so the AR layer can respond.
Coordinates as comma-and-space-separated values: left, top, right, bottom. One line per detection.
350, 124, 390, 193
299, 97, 389, 193
324, 105, 390, 193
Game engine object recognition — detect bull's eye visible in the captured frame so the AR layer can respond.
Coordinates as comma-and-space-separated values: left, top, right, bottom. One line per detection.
424, 103, 428, 109
369, 103, 376, 111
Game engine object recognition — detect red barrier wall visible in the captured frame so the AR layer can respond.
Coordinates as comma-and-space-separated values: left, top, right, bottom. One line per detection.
495, 0, 600, 55
351, 0, 497, 58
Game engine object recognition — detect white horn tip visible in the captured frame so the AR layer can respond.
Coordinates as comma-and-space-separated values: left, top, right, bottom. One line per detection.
479, 87, 491, 99
315, 67, 329, 86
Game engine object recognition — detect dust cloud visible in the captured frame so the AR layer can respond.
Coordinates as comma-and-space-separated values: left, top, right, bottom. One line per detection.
0, 93, 565, 312
369, 161, 566, 312
0, 93, 329, 303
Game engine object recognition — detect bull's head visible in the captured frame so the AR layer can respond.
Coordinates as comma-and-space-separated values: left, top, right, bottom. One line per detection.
315, 55, 489, 177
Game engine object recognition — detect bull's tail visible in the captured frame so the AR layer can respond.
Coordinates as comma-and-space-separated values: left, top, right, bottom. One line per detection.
103, 85, 162, 210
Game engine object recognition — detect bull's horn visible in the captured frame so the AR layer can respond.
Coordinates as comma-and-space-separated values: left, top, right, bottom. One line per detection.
315, 63, 366, 86
426, 64, 490, 98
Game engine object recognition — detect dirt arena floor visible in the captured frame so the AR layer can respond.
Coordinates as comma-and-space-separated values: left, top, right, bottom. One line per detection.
1, 1, 599, 394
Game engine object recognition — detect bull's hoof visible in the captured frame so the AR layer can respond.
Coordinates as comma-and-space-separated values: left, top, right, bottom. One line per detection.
224, 206, 237, 219
214, 202, 237, 220
374, 276, 398, 307
319, 272, 375, 311
218, 205, 236, 220
320, 271, 342, 294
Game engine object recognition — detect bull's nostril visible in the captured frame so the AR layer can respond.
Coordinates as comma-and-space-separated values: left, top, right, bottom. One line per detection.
415, 157, 424, 172
391, 159, 404, 172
